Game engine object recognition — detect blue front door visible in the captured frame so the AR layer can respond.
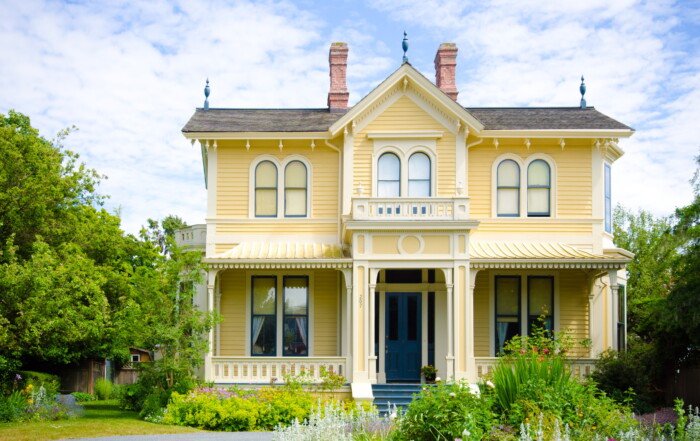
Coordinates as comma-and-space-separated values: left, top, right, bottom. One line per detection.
385, 293, 421, 382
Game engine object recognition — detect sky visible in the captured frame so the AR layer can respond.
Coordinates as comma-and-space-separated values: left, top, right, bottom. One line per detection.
1, 0, 698, 234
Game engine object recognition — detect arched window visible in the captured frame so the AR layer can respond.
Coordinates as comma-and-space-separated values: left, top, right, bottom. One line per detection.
408, 152, 431, 197
255, 161, 277, 217
285, 161, 307, 217
497, 159, 520, 216
377, 153, 401, 197
527, 160, 551, 217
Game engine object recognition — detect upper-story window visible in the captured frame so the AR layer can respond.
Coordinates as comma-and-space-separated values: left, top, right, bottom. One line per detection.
496, 159, 520, 217
377, 152, 401, 197
493, 155, 555, 218
527, 160, 551, 217
251, 156, 311, 218
255, 161, 278, 217
408, 152, 431, 197
604, 164, 612, 233
285, 161, 307, 217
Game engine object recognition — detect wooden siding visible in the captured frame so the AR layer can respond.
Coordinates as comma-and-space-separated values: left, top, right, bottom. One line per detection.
468, 139, 592, 218
313, 270, 338, 356
473, 272, 491, 357
219, 270, 247, 356
559, 270, 590, 357
354, 95, 456, 197
215, 221, 337, 235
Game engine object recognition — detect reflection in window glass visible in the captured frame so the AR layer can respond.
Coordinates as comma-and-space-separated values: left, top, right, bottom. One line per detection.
378, 153, 400, 197
408, 152, 431, 197
495, 276, 521, 354
528, 276, 553, 334
497, 160, 520, 216
283, 277, 308, 356
252, 276, 276, 356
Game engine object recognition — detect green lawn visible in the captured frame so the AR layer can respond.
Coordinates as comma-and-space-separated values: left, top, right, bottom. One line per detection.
0, 400, 201, 441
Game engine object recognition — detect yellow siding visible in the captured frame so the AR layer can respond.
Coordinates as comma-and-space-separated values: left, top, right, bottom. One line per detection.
219, 270, 247, 356
559, 271, 590, 357
354, 95, 456, 196
473, 272, 491, 357
313, 270, 338, 356
468, 139, 592, 218
423, 235, 451, 254
473, 221, 593, 234
215, 221, 337, 235
216, 139, 339, 225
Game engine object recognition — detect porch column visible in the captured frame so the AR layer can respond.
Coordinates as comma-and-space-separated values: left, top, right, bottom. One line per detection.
445, 281, 455, 380
368, 282, 377, 382
215, 289, 221, 356
466, 268, 479, 382
205, 269, 219, 382
608, 270, 619, 351
341, 268, 353, 381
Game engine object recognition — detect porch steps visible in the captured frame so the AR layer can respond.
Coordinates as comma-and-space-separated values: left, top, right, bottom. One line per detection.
371, 383, 423, 414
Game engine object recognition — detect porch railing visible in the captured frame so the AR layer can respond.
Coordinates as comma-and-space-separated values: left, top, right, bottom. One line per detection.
210, 356, 348, 384
475, 357, 597, 381
351, 197, 470, 221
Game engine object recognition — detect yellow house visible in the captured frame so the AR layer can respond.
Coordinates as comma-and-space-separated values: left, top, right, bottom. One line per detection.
179, 41, 633, 402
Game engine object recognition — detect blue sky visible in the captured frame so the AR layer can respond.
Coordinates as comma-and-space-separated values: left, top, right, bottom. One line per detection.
1, 0, 698, 233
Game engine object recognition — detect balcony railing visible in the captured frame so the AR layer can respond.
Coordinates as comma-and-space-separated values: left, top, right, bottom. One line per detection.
475, 357, 597, 381
210, 356, 348, 383
175, 224, 206, 249
352, 197, 470, 221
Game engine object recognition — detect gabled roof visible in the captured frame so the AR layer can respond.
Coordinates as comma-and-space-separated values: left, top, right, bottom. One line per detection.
466, 107, 632, 131
182, 108, 345, 133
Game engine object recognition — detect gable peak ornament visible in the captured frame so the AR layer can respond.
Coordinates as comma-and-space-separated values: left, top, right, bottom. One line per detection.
402, 31, 409, 63
204, 78, 211, 110
579, 76, 586, 109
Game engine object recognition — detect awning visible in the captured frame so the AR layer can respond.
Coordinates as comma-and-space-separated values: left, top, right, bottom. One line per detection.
205, 241, 351, 269
469, 241, 632, 269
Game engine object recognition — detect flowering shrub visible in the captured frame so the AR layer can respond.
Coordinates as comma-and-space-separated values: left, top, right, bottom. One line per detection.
0, 384, 74, 422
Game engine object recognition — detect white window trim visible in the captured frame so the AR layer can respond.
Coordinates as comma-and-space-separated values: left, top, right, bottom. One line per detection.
245, 270, 315, 357
491, 153, 557, 218
248, 155, 313, 219
489, 270, 560, 356
371, 140, 437, 197
131, 354, 141, 363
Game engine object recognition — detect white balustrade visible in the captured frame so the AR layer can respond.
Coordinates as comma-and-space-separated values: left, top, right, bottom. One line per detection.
475, 357, 597, 380
210, 357, 348, 384
175, 224, 206, 249
352, 197, 470, 221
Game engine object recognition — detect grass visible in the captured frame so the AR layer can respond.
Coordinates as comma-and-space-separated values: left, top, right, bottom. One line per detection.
0, 400, 201, 441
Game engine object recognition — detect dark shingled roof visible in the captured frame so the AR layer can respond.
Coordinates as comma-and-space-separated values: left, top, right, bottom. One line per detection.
182, 108, 346, 133
465, 107, 633, 131
182, 106, 632, 133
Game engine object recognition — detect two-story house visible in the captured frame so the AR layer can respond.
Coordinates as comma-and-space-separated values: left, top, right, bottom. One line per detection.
179, 41, 633, 402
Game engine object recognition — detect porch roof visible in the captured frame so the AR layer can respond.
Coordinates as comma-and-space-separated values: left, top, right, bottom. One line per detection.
469, 241, 632, 269
205, 241, 352, 269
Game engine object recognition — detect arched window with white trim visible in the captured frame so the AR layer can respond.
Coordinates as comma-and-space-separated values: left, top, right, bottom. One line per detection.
377, 152, 401, 197
284, 160, 307, 217
255, 160, 277, 217
527, 159, 551, 217
497, 159, 520, 217
408, 152, 431, 197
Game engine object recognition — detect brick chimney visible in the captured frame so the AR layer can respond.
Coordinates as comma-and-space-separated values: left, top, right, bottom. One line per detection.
328, 42, 349, 111
434, 43, 458, 101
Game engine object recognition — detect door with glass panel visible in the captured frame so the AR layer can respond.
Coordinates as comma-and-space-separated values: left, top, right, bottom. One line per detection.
385, 293, 422, 382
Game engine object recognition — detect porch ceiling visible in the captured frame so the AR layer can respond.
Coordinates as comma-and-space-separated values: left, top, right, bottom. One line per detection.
469, 241, 632, 269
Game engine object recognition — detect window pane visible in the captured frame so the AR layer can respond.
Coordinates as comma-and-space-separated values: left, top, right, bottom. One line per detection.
378, 180, 400, 197
285, 161, 306, 187
496, 318, 520, 354
496, 277, 520, 315
284, 277, 308, 315
529, 277, 553, 317
285, 189, 306, 216
407, 296, 418, 341
408, 180, 430, 197
528, 188, 550, 215
253, 277, 276, 314
388, 296, 398, 341
497, 160, 520, 187
283, 317, 308, 356
497, 188, 519, 216
408, 153, 430, 180
256, 161, 277, 187
252, 316, 276, 356
255, 189, 277, 216
528, 160, 550, 186
378, 153, 400, 180
605, 165, 612, 233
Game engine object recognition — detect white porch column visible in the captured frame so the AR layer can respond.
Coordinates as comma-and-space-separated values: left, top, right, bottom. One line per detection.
368, 282, 377, 382
340, 268, 353, 381
445, 279, 455, 380
608, 270, 619, 351
466, 268, 479, 382
205, 269, 219, 382
215, 289, 222, 356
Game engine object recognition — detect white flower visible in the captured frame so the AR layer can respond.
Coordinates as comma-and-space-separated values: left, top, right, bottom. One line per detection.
435, 376, 441, 382
486, 380, 495, 389
462, 428, 471, 437
449, 392, 456, 398
389, 411, 397, 420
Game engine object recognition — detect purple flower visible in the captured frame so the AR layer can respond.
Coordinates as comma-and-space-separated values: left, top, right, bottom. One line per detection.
15, 374, 22, 381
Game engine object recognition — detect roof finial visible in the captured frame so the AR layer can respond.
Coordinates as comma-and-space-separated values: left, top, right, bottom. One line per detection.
402, 31, 409, 63
204, 78, 210, 110
579, 75, 586, 109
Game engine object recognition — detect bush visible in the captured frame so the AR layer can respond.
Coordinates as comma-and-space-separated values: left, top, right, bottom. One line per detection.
0, 391, 27, 422
71, 392, 95, 402
0, 356, 21, 395
394, 381, 497, 441
18, 371, 60, 397
94, 378, 113, 400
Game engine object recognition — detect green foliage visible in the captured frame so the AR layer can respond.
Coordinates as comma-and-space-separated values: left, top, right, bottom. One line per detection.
394, 381, 496, 441
317, 367, 346, 394
0, 391, 27, 422
420, 364, 437, 382
18, 371, 61, 398
591, 342, 660, 413
94, 379, 113, 400
71, 392, 95, 402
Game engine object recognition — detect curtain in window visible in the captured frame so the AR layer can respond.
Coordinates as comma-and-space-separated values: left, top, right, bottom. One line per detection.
377, 153, 400, 197
495, 276, 521, 354
252, 277, 276, 356
285, 161, 307, 217
283, 277, 308, 356
408, 152, 431, 197
255, 161, 277, 217
527, 160, 551, 216
497, 160, 520, 216
528, 276, 553, 335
